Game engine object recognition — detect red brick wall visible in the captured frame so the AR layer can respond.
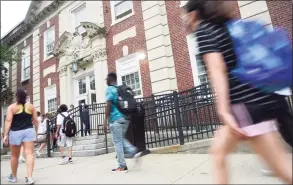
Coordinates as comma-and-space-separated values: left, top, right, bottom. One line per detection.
16, 36, 33, 103
267, 1, 292, 41
102, 0, 152, 97
165, 1, 194, 92
39, 15, 60, 114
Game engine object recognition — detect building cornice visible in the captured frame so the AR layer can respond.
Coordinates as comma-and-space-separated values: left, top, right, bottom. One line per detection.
1, 0, 66, 46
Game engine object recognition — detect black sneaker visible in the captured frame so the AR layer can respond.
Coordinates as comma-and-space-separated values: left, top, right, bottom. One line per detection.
68, 158, 73, 164
111, 166, 128, 173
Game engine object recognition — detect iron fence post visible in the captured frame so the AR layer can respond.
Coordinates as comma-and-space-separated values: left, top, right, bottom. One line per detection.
46, 119, 51, 158
79, 105, 84, 137
173, 91, 184, 145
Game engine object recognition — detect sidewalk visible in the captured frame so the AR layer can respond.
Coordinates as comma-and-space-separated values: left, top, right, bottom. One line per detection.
1, 153, 286, 184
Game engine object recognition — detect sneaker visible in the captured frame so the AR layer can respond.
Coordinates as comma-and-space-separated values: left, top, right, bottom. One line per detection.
25, 177, 35, 185
19, 156, 25, 163
8, 174, 18, 183
68, 158, 73, 164
59, 157, 69, 165
111, 167, 128, 173
134, 152, 142, 163
36, 151, 41, 157
261, 168, 274, 176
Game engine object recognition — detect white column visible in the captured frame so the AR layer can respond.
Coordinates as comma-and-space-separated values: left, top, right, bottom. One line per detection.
141, 1, 178, 94
59, 65, 68, 105
93, 49, 108, 103
32, 29, 41, 110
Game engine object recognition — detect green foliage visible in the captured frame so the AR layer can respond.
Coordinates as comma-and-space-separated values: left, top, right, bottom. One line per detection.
0, 44, 19, 105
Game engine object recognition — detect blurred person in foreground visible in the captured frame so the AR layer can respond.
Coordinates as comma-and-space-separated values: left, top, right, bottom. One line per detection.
182, 0, 292, 184
3, 88, 38, 184
36, 113, 50, 157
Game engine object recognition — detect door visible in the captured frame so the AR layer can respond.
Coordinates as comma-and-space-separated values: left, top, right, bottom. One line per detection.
75, 74, 96, 107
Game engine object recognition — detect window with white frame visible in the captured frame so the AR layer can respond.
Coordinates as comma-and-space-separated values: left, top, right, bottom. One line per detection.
90, 75, 95, 90
121, 72, 141, 96
186, 34, 208, 86
44, 26, 55, 59
21, 47, 30, 81
111, 0, 133, 22
116, 53, 143, 97
72, 3, 86, 30
78, 78, 87, 94
45, 85, 57, 113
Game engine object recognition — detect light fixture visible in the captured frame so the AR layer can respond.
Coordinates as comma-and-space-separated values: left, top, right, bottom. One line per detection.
137, 52, 146, 60
72, 61, 78, 73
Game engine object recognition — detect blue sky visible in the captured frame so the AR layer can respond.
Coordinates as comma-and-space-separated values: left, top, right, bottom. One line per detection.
1, 1, 31, 38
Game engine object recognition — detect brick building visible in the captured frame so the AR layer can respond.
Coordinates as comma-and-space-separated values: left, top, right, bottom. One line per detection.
1, 0, 292, 125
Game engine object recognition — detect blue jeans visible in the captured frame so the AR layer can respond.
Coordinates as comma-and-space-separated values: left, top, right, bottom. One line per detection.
110, 118, 137, 168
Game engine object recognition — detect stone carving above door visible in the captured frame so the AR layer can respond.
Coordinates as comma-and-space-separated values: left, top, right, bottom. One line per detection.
53, 22, 106, 65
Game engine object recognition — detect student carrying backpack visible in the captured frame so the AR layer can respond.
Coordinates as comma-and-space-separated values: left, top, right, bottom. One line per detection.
115, 84, 138, 115
60, 113, 77, 137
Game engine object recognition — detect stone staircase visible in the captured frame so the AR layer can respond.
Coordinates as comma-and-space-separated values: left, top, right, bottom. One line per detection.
1, 134, 115, 160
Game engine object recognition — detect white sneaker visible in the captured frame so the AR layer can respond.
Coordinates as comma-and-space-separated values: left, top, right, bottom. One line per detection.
19, 156, 25, 163
25, 177, 35, 184
59, 157, 69, 165
8, 174, 18, 183
261, 168, 274, 176
36, 151, 41, 157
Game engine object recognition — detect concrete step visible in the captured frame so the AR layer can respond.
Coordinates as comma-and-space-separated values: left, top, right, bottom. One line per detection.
50, 147, 115, 157
73, 137, 112, 145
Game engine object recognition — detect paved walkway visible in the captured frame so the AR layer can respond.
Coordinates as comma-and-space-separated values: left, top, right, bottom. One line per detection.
1, 153, 287, 184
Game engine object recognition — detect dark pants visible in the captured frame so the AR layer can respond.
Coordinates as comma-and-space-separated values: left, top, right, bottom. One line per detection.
84, 122, 91, 136
276, 96, 293, 148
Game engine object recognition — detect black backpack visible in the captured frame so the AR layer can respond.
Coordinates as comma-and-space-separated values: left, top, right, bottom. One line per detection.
60, 113, 77, 137
115, 85, 138, 115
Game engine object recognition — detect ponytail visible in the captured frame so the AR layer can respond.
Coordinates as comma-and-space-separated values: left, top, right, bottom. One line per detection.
184, 0, 233, 25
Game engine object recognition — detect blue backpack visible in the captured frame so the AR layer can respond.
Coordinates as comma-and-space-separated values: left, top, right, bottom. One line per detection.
226, 19, 292, 93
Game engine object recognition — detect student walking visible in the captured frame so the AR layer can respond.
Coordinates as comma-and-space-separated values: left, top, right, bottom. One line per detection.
36, 113, 49, 157
104, 73, 141, 173
3, 88, 38, 184
55, 104, 75, 165
182, 0, 292, 184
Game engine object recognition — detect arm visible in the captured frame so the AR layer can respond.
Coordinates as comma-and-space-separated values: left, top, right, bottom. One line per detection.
4, 106, 13, 138
105, 101, 112, 120
32, 106, 38, 134
55, 115, 61, 138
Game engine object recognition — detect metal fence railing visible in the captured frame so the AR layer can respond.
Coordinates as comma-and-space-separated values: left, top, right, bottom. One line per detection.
45, 84, 293, 157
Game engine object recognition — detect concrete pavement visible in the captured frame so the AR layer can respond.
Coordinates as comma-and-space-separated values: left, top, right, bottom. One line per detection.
1, 153, 288, 184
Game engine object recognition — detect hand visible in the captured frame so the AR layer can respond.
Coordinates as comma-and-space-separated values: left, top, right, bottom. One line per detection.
55, 133, 59, 139
219, 112, 247, 139
103, 119, 108, 134
3, 135, 9, 146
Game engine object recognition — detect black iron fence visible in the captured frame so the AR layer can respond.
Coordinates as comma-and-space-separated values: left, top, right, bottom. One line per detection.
46, 83, 293, 157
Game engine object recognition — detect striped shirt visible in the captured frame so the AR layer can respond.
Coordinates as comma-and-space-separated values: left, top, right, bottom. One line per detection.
195, 21, 279, 108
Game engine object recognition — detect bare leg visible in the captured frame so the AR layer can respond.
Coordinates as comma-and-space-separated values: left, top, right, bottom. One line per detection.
37, 143, 46, 153
210, 126, 240, 184
60, 147, 65, 157
23, 141, 35, 178
10, 145, 21, 178
19, 144, 24, 161
68, 147, 72, 158
248, 132, 292, 184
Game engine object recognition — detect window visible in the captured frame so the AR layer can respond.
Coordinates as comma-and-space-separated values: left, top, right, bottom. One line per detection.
196, 55, 208, 84
111, 1, 133, 22
78, 78, 87, 94
121, 72, 142, 96
116, 53, 143, 97
21, 47, 30, 81
45, 85, 57, 113
44, 26, 55, 59
90, 75, 95, 90
72, 3, 86, 30
48, 98, 57, 112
